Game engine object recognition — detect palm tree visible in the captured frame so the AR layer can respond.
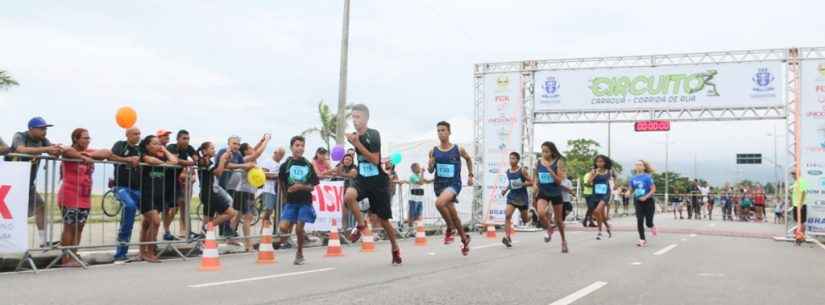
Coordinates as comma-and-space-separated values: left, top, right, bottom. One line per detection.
0, 70, 19, 89
301, 100, 352, 150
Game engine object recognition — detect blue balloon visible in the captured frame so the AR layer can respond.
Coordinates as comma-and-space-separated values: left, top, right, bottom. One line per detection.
390, 152, 402, 165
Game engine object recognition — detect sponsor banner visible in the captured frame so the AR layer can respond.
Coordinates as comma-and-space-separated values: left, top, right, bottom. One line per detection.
0, 162, 31, 254
482, 73, 523, 224
534, 62, 784, 111
304, 181, 344, 232
800, 59, 825, 235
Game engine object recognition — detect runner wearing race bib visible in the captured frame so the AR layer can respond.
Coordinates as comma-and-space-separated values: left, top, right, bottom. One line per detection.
533, 141, 568, 253
587, 155, 614, 241
628, 160, 657, 247
500, 152, 533, 248
428, 121, 474, 256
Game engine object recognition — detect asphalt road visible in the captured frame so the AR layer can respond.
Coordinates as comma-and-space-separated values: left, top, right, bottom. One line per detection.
3, 216, 823, 305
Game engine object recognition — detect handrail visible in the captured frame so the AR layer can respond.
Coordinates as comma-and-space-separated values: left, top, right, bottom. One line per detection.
5, 152, 187, 169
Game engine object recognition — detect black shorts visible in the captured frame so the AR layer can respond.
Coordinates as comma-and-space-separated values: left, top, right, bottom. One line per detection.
201, 185, 232, 218
537, 193, 564, 206
563, 202, 573, 213
352, 182, 392, 220
507, 202, 530, 212
139, 193, 164, 214
230, 190, 256, 215
793, 205, 808, 223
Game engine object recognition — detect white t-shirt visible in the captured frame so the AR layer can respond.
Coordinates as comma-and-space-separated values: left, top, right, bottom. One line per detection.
259, 158, 281, 195
561, 179, 573, 203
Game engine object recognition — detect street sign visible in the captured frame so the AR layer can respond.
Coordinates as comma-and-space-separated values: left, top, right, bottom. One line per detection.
634, 120, 671, 132
736, 153, 762, 164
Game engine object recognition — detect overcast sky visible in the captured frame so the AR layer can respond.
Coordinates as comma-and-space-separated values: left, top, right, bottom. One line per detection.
2, 0, 823, 185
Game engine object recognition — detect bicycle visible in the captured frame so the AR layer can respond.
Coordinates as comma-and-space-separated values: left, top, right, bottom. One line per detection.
100, 179, 124, 217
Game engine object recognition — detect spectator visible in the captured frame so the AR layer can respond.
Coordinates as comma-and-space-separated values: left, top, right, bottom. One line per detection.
138, 135, 178, 262
214, 136, 244, 237
384, 161, 400, 204
109, 127, 142, 261
406, 162, 430, 231
754, 186, 767, 222
153, 129, 181, 241
57, 128, 111, 267
312, 147, 332, 178
260, 147, 286, 227
227, 134, 270, 251
7, 117, 63, 248
165, 130, 199, 240
0, 136, 9, 155
332, 153, 358, 231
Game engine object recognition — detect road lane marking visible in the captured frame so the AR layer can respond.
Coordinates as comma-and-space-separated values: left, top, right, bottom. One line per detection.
631, 262, 642, 266
473, 241, 519, 250
427, 252, 437, 256
811, 238, 825, 251
188, 268, 335, 288
698, 273, 725, 277
653, 244, 678, 256
680, 238, 687, 241
708, 223, 716, 227
689, 234, 697, 237
548, 281, 608, 305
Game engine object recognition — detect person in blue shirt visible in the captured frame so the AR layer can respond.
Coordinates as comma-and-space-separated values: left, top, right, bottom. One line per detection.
277, 136, 320, 265
533, 141, 568, 253
626, 160, 657, 247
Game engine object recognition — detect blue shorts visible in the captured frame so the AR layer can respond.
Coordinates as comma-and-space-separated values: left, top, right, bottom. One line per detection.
280, 203, 316, 224
408, 200, 423, 220
261, 193, 278, 210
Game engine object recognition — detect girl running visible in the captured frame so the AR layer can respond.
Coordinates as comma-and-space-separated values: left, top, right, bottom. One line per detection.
500, 152, 533, 248
533, 141, 568, 253
196, 142, 238, 236
587, 155, 613, 240
138, 135, 179, 262
627, 160, 656, 247
228, 136, 270, 251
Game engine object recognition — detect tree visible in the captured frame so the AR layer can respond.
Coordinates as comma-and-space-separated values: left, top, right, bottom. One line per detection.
0, 70, 19, 89
652, 171, 693, 195
301, 100, 352, 150
563, 138, 622, 180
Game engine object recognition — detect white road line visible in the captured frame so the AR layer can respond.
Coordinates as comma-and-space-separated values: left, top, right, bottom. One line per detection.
697, 273, 725, 277
680, 238, 687, 241
811, 238, 825, 251
630, 262, 642, 266
653, 244, 678, 256
473, 241, 519, 250
689, 234, 697, 237
188, 268, 335, 288
708, 223, 716, 227
548, 281, 608, 305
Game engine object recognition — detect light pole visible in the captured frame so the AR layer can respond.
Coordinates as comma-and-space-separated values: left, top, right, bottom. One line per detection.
334, 0, 351, 145
767, 124, 781, 199
665, 131, 670, 203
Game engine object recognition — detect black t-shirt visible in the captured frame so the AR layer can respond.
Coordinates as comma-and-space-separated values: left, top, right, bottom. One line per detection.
141, 154, 169, 202
198, 160, 216, 200
112, 140, 141, 189
167, 143, 195, 185
279, 157, 319, 204
355, 128, 387, 188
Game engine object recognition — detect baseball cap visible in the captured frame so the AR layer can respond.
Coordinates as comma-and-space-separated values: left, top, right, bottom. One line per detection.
156, 129, 172, 137
28, 117, 54, 129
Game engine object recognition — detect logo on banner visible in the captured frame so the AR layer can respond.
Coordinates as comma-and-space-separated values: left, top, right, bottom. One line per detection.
0, 185, 12, 219
539, 76, 561, 103
495, 96, 510, 111
496, 76, 510, 92
818, 63, 825, 80
752, 68, 775, 91
808, 170, 823, 176
486, 114, 517, 125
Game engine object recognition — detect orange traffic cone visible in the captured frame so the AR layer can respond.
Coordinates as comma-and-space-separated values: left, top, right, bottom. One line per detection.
485, 220, 497, 240
415, 220, 428, 246
257, 222, 276, 264
199, 222, 221, 271
325, 219, 344, 257
361, 222, 376, 253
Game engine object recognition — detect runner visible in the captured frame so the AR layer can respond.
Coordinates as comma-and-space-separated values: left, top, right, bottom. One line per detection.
110, 127, 142, 262
533, 141, 568, 253
627, 160, 657, 247
278, 136, 320, 265
500, 152, 533, 248
228, 135, 270, 251
195, 141, 238, 238
215, 136, 245, 238
260, 147, 285, 227
406, 162, 431, 233
165, 130, 199, 240
790, 169, 808, 241
138, 135, 179, 262
343, 104, 402, 265
587, 155, 613, 240
428, 121, 474, 255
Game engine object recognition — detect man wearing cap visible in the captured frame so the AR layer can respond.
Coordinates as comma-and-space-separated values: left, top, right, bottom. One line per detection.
154, 129, 182, 241
6, 117, 63, 248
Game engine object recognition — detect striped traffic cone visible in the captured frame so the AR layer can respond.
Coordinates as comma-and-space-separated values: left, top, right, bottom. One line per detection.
415, 220, 428, 246
199, 222, 221, 271
361, 222, 376, 253
257, 222, 276, 264
325, 219, 344, 257
485, 220, 497, 240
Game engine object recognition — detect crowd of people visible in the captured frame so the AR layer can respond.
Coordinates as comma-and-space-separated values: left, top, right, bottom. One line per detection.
0, 107, 810, 268
667, 181, 781, 223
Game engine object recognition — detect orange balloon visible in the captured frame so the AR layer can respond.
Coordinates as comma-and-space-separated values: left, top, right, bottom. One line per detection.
116, 106, 137, 129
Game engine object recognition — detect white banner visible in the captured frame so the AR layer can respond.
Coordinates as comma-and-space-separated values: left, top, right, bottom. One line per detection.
0, 162, 31, 254
482, 73, 524, 225
534, 62, 784, 111
800, 59, 825, 235
304, 180, 344, 232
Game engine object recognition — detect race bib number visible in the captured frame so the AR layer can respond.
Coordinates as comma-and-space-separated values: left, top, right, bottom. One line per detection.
509, 178, 524, 190
436, 164, 455, 178
289, 165, 309, 182
594, 184, 608, 195
359, 163, 379, 177
538, 172, 553, 184
634, 188, 646, 198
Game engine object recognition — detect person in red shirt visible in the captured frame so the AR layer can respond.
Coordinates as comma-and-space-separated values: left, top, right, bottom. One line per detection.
57, 128, 111, 267
754, 186, 767, 222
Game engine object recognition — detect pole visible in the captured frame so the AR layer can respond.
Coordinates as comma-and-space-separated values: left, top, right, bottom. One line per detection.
773, 124, 779, 198
607, 118, 612, 159
665, 132, 670, 203
334, 0, 351, 145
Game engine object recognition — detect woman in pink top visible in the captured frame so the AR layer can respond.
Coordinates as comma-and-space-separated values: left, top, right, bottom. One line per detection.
57, 128, 111, 267
312, 147, 333, 178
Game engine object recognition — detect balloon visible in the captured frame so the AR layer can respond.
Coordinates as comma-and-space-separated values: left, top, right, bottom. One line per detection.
331, 145, 345, 162
116, 106, 137, 129
247, 167, 266, 188
389, 152, 402, 166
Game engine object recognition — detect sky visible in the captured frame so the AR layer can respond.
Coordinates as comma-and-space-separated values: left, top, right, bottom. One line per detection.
2, 0, 824, 186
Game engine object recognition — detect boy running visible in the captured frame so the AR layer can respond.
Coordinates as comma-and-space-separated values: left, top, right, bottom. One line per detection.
344, 104, 403, 265
500, 152, 532, 248
429, 121, 474, 256
277, 136, 320, 265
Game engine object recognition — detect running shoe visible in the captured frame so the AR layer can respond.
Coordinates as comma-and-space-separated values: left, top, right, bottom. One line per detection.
607, 229, 612, 239
461, 235, 471, 256
596, 232, 602, 240
294, 255, 305, 266
651, 226, 658, 237
349, 225, 365, 243
561, 242, 569, 254
502, 237, 512, 248
544, 231, 551, 243
444, 230, 455, 245
392, 249, 403, 265
636, 239, 647, 247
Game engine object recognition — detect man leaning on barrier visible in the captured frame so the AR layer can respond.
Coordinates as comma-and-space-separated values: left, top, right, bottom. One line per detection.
7, 116, 63, 248
109, 127, 143, 262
